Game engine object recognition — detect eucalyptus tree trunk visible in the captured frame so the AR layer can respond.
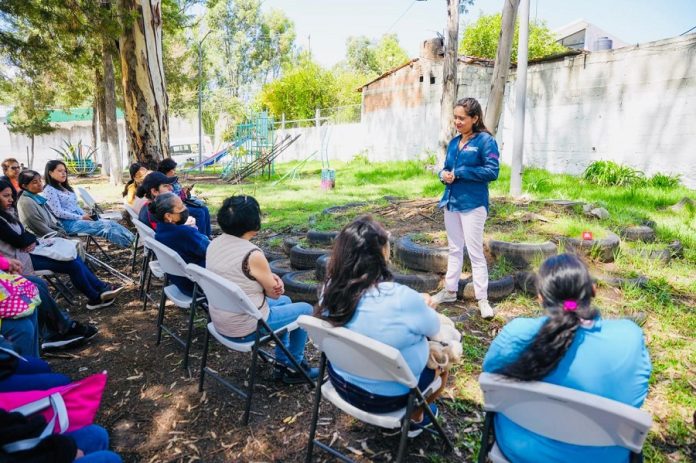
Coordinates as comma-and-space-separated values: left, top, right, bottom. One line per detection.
118, 0, 169, 168
485, 0, 520, 136
438, 0, 460, 165
96, 69, 110, 177
103, 41, 123, 186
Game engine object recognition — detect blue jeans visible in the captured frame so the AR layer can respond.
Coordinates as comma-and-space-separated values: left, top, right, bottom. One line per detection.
30, 254, 108, 302
224, 296, 312, 366
0, 356, 71, 392
61, 218, 134, 248
67, 425, 122, 463
0, 309, 39, 357
24, 275, 72, 339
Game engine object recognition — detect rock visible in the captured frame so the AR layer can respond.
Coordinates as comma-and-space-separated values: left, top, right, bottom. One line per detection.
620, 225, 656, 242
589, 207, 610, 220
582, 204, 593, 213
669, 197, 695, 212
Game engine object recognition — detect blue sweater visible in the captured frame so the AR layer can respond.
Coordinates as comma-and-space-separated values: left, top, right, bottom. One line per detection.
154, 222, 210, 296
482, 317, 651, 463
438, 132, 500, 212
332, 282, 440, 396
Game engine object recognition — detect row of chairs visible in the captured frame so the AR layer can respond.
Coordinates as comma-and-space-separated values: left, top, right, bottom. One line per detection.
123, 206, 652, 463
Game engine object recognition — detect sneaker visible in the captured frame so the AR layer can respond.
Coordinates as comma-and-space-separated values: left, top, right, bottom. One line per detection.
41, 332, 84, 351
274, 360, 319, 385
86, 298, 116, 310
100, 284, 123, 301
66, 321, 99, 342
408, 403, 439, 438
478, 299, 495, 319
431, 289, 457, 305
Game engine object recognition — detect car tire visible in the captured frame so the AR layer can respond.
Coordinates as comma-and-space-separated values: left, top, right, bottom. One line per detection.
290, 244, 330, 270
488, 240, 557, 269
282, 271, 320, 305
394, 235, 453, 274
457, 275, 515, 301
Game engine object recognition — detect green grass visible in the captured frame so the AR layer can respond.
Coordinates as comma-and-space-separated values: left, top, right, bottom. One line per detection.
77, 159, 696, 461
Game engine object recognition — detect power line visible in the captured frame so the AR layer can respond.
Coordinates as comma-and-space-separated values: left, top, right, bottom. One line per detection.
386, 1, 418, 34
680, 25, 696, 36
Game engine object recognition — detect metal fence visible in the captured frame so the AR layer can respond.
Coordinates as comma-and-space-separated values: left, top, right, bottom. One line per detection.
274, 104, 361, 129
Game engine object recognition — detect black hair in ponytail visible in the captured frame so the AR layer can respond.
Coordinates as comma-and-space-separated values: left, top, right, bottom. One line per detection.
498, 254, 598, 381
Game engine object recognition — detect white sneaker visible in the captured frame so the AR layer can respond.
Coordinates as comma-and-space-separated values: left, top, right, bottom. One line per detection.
478, 299, 495, 319
431, 289, 457, 305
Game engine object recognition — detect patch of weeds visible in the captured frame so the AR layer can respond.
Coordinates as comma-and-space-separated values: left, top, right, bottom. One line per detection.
267, 237, 283, 249
490, 256, 515, 280
583, 160, 645, 186
648, 173, 681, 189
411, 230, 448, 247
542, 216, 611, 240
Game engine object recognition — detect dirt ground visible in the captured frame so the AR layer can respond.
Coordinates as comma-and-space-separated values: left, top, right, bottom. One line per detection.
44, 197, 677, 462
47, 222, 497, 463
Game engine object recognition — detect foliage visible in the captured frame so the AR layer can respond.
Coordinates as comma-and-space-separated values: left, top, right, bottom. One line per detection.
345, 33, 409, 76
259, 53, 338, 121
583, 160, 645, 186
4, 76, 56, 139
647, 172, 681, 189
51, 139, 97, 162
459, 13, 567, 61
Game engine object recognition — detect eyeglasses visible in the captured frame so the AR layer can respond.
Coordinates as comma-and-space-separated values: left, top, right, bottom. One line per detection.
8, 166, 20, 170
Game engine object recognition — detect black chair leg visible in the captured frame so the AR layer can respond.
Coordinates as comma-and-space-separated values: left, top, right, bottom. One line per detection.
242, 329, 262, 425
155, 277, 168, 345
479, 412, 495, 463
199, 326, 211, 392
396, 392, 416, 463
183, 285, 199, 373
130, 234, 139, 273
305, 353, 327, 463
264, 321, 315, 387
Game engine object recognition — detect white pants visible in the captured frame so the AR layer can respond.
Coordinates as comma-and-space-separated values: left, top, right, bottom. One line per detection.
443, 207, 488, 300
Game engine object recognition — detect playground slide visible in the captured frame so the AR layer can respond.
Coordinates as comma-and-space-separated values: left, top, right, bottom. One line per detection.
183, 136, 251, 171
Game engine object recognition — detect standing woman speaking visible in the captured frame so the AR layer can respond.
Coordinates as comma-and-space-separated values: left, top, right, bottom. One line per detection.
431, 98, 500, 319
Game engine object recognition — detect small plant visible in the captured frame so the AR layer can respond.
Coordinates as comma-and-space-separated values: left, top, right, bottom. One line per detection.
350, 150, 370, 165
582, 160, 644, 186
52, 139, 97, 163
647, 172, 680, 189
489, 256, 515, 280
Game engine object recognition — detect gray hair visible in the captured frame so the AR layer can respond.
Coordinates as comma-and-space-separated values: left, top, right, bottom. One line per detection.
149, 192, 180, 222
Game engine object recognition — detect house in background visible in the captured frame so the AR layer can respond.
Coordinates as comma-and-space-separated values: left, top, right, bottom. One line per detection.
554, 19, 628, 51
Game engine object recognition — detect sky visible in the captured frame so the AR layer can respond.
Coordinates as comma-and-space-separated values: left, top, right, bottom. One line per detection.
261, 0, 696, 67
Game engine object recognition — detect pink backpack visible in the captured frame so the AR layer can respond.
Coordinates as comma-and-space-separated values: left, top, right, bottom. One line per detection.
0, 372, 108, 453
0, 272, 40, 319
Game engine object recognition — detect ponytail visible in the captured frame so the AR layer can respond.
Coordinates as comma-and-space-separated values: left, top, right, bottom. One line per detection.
498, 254, 597, 381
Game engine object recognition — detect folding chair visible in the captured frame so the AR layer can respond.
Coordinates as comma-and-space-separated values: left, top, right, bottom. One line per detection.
131, 220, 160, 309
185, 264, 316, 425
124, 204, 142, 273
297, 315, 453, 463
144, 238, 205, 372
76, 187, 122, 221
33, 269, 76, 306
477, 373, 652, 463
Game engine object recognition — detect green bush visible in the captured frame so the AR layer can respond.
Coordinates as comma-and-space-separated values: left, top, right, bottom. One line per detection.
582, 161, 644, 187
648, 173, 681, 189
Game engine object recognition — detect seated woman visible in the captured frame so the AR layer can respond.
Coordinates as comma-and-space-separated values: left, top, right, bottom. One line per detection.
0, 180, 122, 310
0, 335, 70, 391
151, 193, 209, 297
482, 253, 651, 462
43, 160, 134, 249
157, 158, 211, 237
122, 163, 150, 213
137, 172, 177, 230
0, 157, 21, 206
0, 255, 97, 351
318, 216, 444, 435
16, 169, 68, 238
206, 195, 318, 384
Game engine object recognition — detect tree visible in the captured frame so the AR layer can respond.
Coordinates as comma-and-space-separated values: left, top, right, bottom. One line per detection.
459, 13, 567, 61
118, 0, 170, 167
485, 0, 519, 136
259, 53, 337, 121
438, 0, 461, 162
4, 77, 56, 169
345, 34, 409, 76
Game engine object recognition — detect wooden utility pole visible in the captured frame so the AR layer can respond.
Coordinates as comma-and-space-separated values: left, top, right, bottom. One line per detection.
437, 0, 460, 164
485, 0, 520, 136
510, 0, 530, 197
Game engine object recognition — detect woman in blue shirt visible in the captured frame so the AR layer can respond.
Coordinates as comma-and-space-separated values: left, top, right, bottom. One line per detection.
318, 216, 444, 436
151, 193, 209, 296
431, 98, 499, 319
482, 254, 651, 462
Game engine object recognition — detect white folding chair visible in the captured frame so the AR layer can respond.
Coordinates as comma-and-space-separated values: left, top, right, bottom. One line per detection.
144, 238, 205, 372
477, 373, 652, 463
297, 315, 452, 463
132, 219, 160, 309
185, 264, 315, 425
124, 204, 142, 273
77, 187, 121, 220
